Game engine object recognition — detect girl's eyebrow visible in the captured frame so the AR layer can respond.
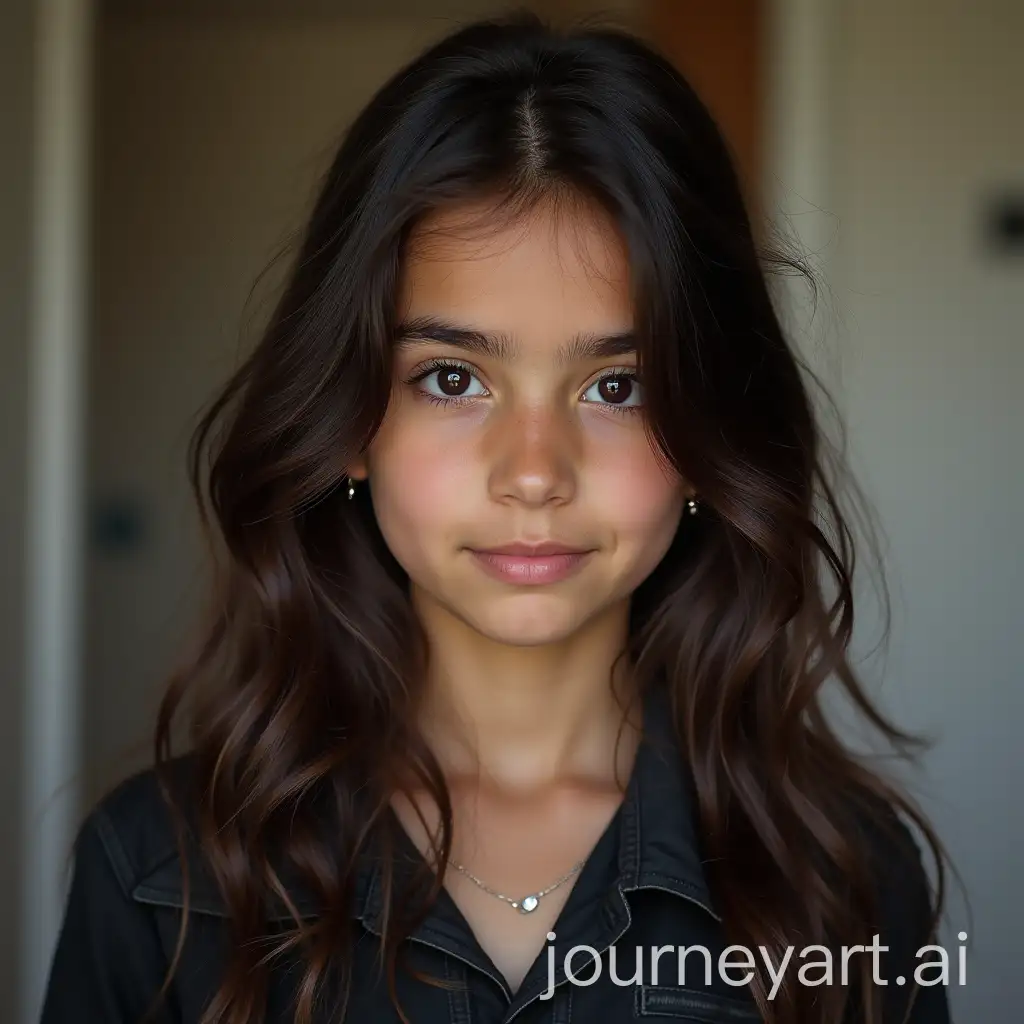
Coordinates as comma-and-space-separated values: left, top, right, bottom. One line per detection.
395, 316, 516, 361
395, 314, 636, 364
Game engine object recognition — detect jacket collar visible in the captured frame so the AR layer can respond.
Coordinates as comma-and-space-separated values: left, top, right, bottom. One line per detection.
616, 682, 716, 911
132, 684, 716, 924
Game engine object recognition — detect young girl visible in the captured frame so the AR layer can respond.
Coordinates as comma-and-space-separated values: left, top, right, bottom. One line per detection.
42, 13, 951, 1024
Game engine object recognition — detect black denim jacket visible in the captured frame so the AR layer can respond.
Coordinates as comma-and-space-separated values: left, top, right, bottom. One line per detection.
41, 688, 951, 1024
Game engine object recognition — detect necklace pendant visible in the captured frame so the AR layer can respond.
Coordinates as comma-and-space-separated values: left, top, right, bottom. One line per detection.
518, 894, 540, 913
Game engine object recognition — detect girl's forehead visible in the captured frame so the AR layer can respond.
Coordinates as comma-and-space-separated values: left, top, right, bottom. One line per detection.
405, 192, 626, 266
398, 195, 633, 337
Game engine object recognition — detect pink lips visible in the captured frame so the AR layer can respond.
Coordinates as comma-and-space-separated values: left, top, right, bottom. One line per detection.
468, 542, 594, 584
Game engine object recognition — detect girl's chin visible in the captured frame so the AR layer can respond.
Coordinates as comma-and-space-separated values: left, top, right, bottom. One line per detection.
454, 600, 601, 649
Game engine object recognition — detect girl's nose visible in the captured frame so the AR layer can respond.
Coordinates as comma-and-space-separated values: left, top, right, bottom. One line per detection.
485, 404, 579, 508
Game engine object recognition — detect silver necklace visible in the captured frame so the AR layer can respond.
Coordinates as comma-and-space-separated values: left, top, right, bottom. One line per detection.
447, 857, 586, 914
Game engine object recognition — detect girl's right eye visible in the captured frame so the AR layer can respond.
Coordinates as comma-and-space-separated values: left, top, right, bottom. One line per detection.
407, 360, 489, 404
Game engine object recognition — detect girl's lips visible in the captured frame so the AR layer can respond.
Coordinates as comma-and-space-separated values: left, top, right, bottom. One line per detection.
468, 548, 594, 584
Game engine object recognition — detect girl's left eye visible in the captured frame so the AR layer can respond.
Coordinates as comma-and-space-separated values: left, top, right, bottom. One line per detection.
412, 362, 488, 401
581, 372, 643, 409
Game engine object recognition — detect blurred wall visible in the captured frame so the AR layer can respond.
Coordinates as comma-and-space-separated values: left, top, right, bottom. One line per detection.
0, 3, 32, 1014
828, 1, 1022, 1016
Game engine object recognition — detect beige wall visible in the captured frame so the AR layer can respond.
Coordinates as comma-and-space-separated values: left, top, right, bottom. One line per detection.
829, 1, 1023, 1016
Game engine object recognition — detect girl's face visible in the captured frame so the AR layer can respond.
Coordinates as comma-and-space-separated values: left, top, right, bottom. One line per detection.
352, 195, 686, 647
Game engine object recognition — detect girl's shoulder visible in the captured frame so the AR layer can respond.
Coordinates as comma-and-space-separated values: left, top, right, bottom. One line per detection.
79, 753, 324, 922
77, 752, 223, 914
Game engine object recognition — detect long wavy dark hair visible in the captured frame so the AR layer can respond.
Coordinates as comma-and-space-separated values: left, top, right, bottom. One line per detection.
146, 11, 946, 1024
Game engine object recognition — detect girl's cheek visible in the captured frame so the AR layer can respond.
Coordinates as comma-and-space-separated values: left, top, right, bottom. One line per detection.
586, 426, 683, 523
400, 449, 474, 515
609, 473, 682, 538
370, 417, 480, 530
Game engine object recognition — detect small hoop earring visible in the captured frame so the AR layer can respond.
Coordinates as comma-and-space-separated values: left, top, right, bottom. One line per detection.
687, 497, 699, 516
347, 477, 356, 500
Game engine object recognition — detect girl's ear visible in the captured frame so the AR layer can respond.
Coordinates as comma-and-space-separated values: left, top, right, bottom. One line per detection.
346, 455, 369, 482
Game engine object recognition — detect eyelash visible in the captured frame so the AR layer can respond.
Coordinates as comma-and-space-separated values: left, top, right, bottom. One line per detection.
403, 359, 643, 413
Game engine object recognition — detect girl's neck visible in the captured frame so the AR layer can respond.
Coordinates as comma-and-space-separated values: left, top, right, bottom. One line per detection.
411, 586, 639, 792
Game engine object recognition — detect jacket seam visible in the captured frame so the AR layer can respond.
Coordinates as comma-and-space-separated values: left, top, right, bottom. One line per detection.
131, 885, 232, 917
632, 871, 711, 901
93, 805, 140, 899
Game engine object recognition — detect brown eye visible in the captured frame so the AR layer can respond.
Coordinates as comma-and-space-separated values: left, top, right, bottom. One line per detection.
414, 362, 486, 401
582, 372, 643, 409
597, 376, 632, 403
437, 368, 471, 396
